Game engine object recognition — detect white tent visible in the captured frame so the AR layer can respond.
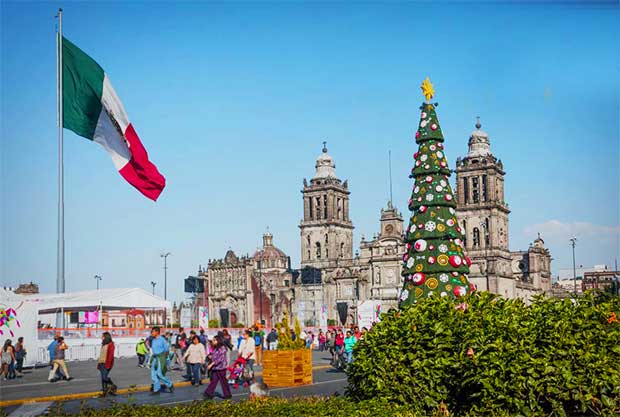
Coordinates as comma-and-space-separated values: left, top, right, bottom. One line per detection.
20, 288, 171, 314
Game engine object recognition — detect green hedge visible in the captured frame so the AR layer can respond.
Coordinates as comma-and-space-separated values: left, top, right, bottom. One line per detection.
347, 292, 620, 416
43, 398, 421, 417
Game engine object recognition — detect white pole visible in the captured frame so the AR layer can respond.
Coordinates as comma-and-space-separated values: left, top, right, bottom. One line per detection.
56, 8, 65, 328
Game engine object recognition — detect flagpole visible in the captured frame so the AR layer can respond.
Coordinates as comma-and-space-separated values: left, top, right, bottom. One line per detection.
56, 7, 65, 328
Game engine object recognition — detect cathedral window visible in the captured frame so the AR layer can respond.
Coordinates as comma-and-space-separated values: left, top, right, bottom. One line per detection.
315, 197, 321, 219
482, 175, 488, 202
324, 195, 328, 219
326, 248, 329, 258
316, 242, 321, 259
473, 227, 481, 248
309, 197, 313, 220
484, 218, 490, 247
337, 198, 342, 219
463, 178, 469, 204
307, 250, 310, 260
340, 242, 345, 258
325, 234, 329, 244
472, 177, 479, 203
462, 220, 467, 247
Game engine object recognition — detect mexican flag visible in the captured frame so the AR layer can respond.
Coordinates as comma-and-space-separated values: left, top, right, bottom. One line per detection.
62, 36, 165, 201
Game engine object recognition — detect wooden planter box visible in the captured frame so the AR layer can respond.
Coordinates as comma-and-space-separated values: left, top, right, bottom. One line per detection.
262, 349, 313, 387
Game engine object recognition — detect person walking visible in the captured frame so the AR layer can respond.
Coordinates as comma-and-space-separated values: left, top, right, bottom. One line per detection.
183, 335, 206, 386
198, 329, 207, 346
173, 328, 186, 370
344, 330, 357, 364
221, 329, 233, 367
49, 337, 72, 382
253, 326, 264, 366
97, 332, 117, 396
203, 336, 232, 400
238, 329, 256, 372
1, 340, 15, 381
318, 330, 326, 352
14, 337, 25, 377
136, 338, 148, 367
266, 328, 278, 350
334, 329, 345, 364
149, 327, 174, 395
47, 336, 64, 381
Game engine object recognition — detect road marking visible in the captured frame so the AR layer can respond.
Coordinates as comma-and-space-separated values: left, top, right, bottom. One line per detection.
157, 377, 348, 406
7, 402, 52, 417
0, 364, 334, 407
0, 378, 89, 389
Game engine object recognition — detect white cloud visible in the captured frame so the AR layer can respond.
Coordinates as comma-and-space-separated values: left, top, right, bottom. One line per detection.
523, 220, 620, 240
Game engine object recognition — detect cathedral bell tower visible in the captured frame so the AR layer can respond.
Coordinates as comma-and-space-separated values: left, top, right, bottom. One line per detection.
455, 119, 511, 292
300, 143, 354, 268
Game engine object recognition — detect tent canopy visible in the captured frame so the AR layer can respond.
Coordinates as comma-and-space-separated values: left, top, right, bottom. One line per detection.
5, 288, 171, 314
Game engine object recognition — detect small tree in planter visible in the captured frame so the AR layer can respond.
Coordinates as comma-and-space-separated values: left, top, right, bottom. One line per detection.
262, 313, 312, 387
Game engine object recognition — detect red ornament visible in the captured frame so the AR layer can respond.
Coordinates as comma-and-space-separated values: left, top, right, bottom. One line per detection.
415, 131, 420, 139
449, 255, 463, 268
418, 223, 424, 229
465, 256, 472, 266
412, 273, 426, 285
414, 152, 419, 159
428, 256, 436, 264
429, 245, 435, 251
444, 194, 453, 201
419, 205, 427, 213
425, 176, 433, 183
430, 123, 438, 131
440, 161, 447, 167
453, 286, 467, 297
469, 283, 476, 292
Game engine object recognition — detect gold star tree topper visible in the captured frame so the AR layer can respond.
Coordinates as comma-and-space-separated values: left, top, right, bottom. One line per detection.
421, 77, 435, 102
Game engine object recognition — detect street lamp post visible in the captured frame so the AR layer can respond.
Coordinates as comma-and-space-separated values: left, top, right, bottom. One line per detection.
257, 260, 263, 325
160, 252, 171, 300
150, 281, 157, 295
570, 237, 577, 293
94, 274, 102, 290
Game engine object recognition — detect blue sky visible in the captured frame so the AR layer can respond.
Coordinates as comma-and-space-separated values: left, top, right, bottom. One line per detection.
1, 1, 618, 303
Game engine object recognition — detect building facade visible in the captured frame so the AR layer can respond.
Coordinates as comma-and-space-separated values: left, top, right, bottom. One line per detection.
454, 119, 552, 299
206, 233, 294, 328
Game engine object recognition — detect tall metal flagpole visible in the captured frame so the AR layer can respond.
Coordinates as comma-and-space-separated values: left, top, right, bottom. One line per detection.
56, 8, 65, 328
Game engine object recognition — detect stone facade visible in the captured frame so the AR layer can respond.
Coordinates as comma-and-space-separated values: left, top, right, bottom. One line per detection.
454, 119, 552, 300
206, 233, 294, 328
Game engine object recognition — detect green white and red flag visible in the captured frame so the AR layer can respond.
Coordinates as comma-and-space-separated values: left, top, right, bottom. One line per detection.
62, 36, 165, 201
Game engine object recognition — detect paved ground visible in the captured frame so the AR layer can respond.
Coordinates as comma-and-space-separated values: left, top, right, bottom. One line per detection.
1, 351, 347, 416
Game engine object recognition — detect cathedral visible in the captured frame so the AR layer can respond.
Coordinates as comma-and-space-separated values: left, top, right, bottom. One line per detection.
205, 120, 552, 327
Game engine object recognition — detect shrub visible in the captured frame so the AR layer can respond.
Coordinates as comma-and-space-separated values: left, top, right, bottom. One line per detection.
208, 319, 219, 328
232, 322, 245, 328
44, 397, 422, 417
347, 292, 620, 416
277, 313, 305, 350
327, 318, 337, 326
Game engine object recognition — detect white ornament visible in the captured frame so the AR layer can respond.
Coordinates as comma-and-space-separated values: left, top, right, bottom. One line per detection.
427, 291, 434, 297
400, 289, 409, 301
406, 257, 415, 269
440, 292, 448, 297
440, 180, 447, 187
420, 154, 428, 162
421, 112, 427, 118
438, 244, 448, 253
414, 239, 428, 252
435, 185, 443, 192
436, 151, 444, 158
420, 119, 430, 128
449, 208, 455, 215
424, 221, 436, 232
426, 194, 434, 201
439, 273, 449, 283
429, 144, 436, 151
414, 186, 420, 194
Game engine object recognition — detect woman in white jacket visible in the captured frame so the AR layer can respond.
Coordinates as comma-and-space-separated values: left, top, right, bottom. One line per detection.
182, 336, 206, 385
238, 330, 256, 372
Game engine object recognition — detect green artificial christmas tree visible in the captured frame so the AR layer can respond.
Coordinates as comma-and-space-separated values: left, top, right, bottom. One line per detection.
399, 78, 474, 306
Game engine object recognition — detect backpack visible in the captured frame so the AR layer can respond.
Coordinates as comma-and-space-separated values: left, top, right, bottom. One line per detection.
254, 334, 261, 346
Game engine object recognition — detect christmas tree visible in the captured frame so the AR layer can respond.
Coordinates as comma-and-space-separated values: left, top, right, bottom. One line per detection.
399, 78, 474, 306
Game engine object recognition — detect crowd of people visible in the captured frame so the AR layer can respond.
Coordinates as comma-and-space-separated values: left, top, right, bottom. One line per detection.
0, 323, 368, 398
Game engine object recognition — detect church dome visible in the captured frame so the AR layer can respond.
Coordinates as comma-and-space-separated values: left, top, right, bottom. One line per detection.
467, 118, 492, 158
315, 142, 336, 179
253, 232, 288, 264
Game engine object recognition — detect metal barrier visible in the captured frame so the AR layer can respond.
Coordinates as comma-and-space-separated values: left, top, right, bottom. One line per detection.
37, 342, 140, 364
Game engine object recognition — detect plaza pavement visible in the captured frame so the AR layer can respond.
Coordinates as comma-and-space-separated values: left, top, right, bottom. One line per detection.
0, 350, 347, 416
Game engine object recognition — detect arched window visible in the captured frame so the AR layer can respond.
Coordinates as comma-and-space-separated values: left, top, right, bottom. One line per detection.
309, 198, 314, 220
462, 220, 467, 247
337, 198, 342, 219
463, 178, 469, 204
482, 175, 488, 202
324, 195, 328, 219
316, 242, 321, 259
472, 177, 480, 203
315, 197, 321, 219
340, 242, 345, 258
307, 250, 310, 260
473, 227, 480, 248
484, 218, 490, 247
